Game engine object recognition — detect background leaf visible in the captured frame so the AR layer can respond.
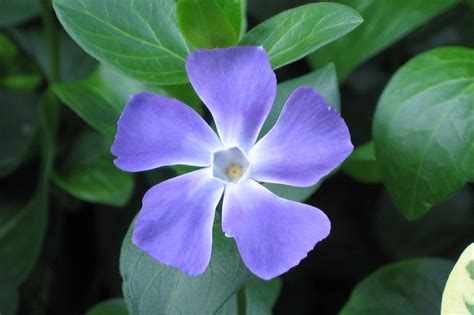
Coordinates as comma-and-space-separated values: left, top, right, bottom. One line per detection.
86, 298, 128, 315
53, 130, 134, 207
261, 63, 340, 202
177, 0, 237, 48
340, 258, 454, 315
240, 3, 363, 69
53, 0, 190, 85
308, 0, 460, 81
373, 47, 474, 220
0, 0, 40, 27
342, 142, 381, 184
217, 0, 246, 38
53, 64, 201, 137
120, 217, 250, 315
0, 91, 38, 177
441, 243, 474, 314
374, 188, 473, 259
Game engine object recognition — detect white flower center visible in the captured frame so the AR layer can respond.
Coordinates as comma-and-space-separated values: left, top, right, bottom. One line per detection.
212, 147, 249, 183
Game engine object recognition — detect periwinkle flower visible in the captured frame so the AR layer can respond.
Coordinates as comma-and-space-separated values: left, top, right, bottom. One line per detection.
111, 46, 353, 280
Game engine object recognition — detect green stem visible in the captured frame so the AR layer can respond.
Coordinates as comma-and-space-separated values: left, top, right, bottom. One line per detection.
40, 0, 60, 84
237, 286, 246, 315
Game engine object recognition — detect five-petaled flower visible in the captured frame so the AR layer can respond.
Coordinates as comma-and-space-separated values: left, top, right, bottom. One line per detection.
111, 46, 353, 280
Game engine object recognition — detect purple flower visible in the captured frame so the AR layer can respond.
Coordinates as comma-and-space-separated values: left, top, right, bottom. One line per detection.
111, 46, 353, 280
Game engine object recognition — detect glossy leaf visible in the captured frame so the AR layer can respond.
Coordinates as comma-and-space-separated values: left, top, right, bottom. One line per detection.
217, 0, 246, 38
340, 258, 454, 315
309, 0, 460, 81
86, 298, 128, 315
342, 142, 381, 183
240, 3, 363, 69
261, 63, 340, 202
0, 0, 40, 27
53, 130, 134, 207
373, 47, 474, 220
53, 65, 201, 137
217, 276, 282, 314
441, 243, 474, 314
120, 217, 250, 314
177, 0, 237, 48
374, 188, 474, 259
53, 0, 190, 85
0, 91, 38, 177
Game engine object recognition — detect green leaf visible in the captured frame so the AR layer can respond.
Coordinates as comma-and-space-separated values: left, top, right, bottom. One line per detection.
177, 0, 237, 48
340, 258, 454, 315
86, 298, 128, 315
0, 91, 38, 177
120, 217, 250, 314
261, 63, 340, 202
374, 188, 474, 259
441, 243, 474, 314
373, 47, 474, 220
53, 0, 190, 85
0, 0, 40, 27
240, 3, 363, 69
53, 64, 201, 137
9, 28, 96, 83
342, 142, 381, 183
217, 276, 282, 314
53, 130, 134, 207
309, 0, 460, 81
217, 0, 246, 38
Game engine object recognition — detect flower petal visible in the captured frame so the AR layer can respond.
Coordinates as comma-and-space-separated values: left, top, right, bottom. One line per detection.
133, 169, 224, 276
112, 92, 222, 172
186, 46, 276, 152
222, 180, 330, 280
249, 87, 353, 187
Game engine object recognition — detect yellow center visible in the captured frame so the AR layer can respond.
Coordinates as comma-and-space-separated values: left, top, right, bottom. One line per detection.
226, 164, 243, 180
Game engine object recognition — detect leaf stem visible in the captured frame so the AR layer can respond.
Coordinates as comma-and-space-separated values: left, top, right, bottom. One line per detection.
40, 0, 60, 83
237, 286, 246, 315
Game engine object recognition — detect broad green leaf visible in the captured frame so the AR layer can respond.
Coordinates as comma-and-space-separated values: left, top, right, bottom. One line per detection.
261, 63, 340, 202
374, 188, 473, 259
53, 130, 134, 207
0, 0, 40, 27
0, 91, 38, 177
240, 3, 363, 69
86, 298, 128, 315
9, 28, 96, 83
120, 217, 250, 314
342, 142, 381, 183
177, 0, 237, 48
309, 0, 460, 81
216, 0, 246, 38
53, 64, 201, 137
217, 276, 282, 314
373, 47, 474, 220
53, 0, 190, 85
340, 258, 454, 315
442, 243, 474, 314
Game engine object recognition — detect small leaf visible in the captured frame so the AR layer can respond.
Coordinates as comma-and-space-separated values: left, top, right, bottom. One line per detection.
240, 3, 363, 69
261, 63, 340, 202
120, 217, 250, 314
177, 0, 237, 48
441, 243, 474, 314
53, 0, 190, 85
0, 91, 38, 177
217, 276, 282, 314
373, 47, 474, 220
86, 298, 128, 315
0, 0, 40, 27
309, 0, 460, 81
340, 258, 454, 315
342, 142, 381, 183
374, 188, 474, 259
53, 130, 134, 207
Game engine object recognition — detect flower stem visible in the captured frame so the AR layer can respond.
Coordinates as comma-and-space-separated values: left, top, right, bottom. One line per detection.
40, 0, 60, 84
237, 286, 246, 315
